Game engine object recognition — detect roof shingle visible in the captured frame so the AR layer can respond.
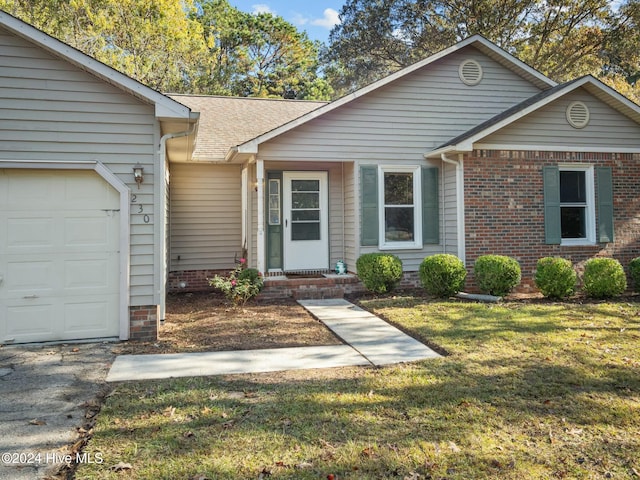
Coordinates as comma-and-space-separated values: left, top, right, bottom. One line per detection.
169, 95, 326, 161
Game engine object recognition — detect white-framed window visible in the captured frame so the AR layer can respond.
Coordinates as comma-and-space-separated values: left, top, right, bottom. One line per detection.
559, 165, 595, 245
268, 178, 280, 225
378, 165, 422, 249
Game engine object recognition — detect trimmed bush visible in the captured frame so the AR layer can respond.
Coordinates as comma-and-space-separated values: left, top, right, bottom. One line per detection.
628, 257, 640, 293
356, 253, 403, 294
583, 258, 627, 298
209, 263, 264, 306
534, 257, 577, 299
473, 255, 521, 296
419, 254, 467, 297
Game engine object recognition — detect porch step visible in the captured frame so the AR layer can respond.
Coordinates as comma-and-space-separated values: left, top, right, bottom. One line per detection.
260, 274, 365, 300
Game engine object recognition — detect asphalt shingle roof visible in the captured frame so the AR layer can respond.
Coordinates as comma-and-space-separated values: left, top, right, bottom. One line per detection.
169, 95, 327, 161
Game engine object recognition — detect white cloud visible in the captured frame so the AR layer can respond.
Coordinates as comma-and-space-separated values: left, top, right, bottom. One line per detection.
252, 3, 275, 15
310, 8, 340, 29
292, 13, 309, 26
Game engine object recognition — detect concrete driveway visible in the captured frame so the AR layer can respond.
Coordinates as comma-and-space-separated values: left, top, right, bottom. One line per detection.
0, 342, 114, 480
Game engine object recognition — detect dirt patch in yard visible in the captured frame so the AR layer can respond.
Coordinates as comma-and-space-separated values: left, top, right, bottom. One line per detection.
113, 292, 342, 355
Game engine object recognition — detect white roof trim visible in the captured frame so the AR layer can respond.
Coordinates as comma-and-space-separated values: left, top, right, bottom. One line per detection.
237, 35, 557, 152
425, 76, 640, 157
0, 11, 192, 120
474, 143, 640, 154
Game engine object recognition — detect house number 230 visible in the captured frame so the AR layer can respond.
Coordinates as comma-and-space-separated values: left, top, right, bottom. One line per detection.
131, 194, 151, 224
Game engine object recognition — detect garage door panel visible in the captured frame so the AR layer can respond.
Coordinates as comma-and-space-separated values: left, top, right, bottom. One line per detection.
1, 169, 121, 344
6, 172, 54, 208
64, 257, 116, 291
4, 303, 55, 340
6, 260, 55, 294
64, 173, 116, 207
64, 297, 118, 337
64, 216, 114, 248
6, 217, 55, 249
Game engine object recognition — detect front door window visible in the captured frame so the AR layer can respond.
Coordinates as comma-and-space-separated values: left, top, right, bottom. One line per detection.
282, 172, 328, 271
291, 180, 321, 240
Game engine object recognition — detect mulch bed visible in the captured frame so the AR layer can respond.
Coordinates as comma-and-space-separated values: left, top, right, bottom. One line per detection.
112, 292, 342, 355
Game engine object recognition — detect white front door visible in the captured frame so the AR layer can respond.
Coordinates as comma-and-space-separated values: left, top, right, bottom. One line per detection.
282, 171, 329, 271
0, 169, 120, 344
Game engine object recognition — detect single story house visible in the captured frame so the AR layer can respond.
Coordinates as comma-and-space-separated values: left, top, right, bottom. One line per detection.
168, 36, 640, 299
1, 10, 639, 344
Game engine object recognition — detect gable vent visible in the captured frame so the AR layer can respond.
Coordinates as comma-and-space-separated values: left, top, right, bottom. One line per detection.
459, 59, 483, 86
566, 101, 590, 129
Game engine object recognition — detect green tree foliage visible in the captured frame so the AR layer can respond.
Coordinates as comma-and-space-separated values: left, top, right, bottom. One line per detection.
0, 0, 207, 93
600, 0, 640, 103
325, 0, 636, 96
193, 1, 332, 99
0, 0, 331, 99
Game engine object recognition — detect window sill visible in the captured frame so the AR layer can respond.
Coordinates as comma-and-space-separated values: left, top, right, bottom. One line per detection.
560, 239, 597, 247
379, 243, 423, 251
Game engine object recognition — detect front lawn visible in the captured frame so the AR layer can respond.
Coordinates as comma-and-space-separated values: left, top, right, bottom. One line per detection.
75, 298, 640, 479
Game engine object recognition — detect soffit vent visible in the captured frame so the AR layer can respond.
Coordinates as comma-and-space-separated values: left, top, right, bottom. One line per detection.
459, 59, 483, 86
566, 101, 590, 129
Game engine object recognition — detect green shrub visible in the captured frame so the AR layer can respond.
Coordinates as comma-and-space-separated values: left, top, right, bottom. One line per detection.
583, 258, 627, 298
473, 255, 521, 296
419, 254, 467, 297
209, 260, 263, 306
356, 253, 403, 294
628, 257, 640, 293
534, 257, 577, 299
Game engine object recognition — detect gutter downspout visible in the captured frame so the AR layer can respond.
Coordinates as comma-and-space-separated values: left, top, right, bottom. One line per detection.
440, 152, 466, 264
158, 119, 198, 322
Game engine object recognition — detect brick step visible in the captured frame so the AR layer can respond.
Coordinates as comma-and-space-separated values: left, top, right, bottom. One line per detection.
259, 274, 366, 300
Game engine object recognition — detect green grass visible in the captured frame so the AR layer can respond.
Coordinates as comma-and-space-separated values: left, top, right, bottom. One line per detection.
75, 298, 640, 479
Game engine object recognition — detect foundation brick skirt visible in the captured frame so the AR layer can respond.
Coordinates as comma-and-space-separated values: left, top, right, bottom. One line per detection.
129, 305, 159, 341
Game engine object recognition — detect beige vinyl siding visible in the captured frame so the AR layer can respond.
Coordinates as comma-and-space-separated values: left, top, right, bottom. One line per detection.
0, 28, 159, 306
257, 46, 541, 162
170, 163, 242, 271
482, 88, 640, 148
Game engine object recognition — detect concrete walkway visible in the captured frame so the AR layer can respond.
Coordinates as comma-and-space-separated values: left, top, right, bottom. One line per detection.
298, 299, 441, 365
107, 298, 441, 382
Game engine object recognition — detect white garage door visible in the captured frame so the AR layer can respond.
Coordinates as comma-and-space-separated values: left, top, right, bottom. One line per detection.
0, 169, 120, 344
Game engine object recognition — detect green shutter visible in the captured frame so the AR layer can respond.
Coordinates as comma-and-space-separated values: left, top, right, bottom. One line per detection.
597, 166, 614, 243
360, 166, 379, 246
422, 167, 439, 244
543, 166, 561, 244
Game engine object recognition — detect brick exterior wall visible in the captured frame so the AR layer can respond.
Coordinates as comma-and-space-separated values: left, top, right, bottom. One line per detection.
129, 305, 159, 341
464, 150, 640, 292
169, 270, 420, 300
168, 269, 227, 293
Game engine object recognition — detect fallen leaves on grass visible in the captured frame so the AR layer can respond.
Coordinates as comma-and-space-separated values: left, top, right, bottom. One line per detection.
110, 462, 132, 472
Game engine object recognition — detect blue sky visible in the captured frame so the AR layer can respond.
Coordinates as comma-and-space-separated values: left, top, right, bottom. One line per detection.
226, 1, 345, 44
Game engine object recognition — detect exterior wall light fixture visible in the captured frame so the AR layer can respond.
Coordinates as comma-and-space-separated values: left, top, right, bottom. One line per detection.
133, 164, 144, 188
